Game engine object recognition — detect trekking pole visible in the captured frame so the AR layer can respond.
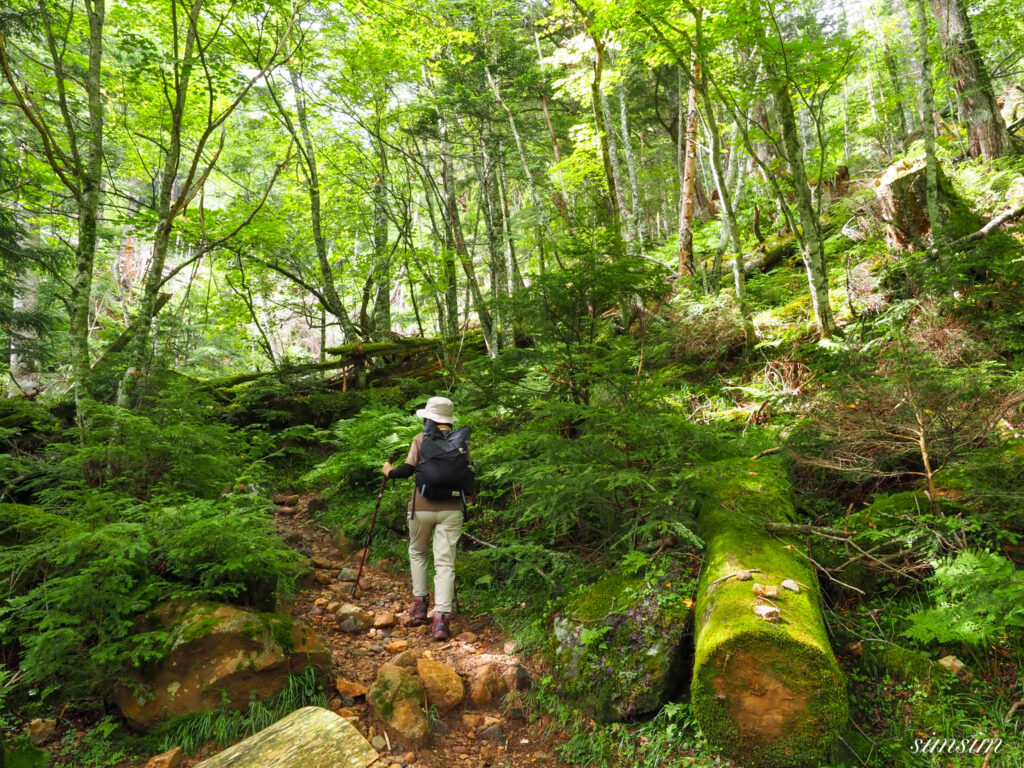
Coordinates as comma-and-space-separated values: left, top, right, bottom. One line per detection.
352, 472, 389, 599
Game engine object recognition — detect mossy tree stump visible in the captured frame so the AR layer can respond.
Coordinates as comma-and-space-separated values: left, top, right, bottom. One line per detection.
875, 156, 980, 250
691, 459, 847, 768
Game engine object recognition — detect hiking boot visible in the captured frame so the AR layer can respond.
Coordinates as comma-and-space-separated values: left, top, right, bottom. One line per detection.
409, 595, 429, 624
431, 611, 451, 641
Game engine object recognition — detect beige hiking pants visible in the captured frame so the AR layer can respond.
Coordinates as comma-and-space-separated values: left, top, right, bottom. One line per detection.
408, 507, 463, 613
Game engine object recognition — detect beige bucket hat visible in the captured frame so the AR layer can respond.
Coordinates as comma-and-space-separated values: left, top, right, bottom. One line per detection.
416, 396, 458, 424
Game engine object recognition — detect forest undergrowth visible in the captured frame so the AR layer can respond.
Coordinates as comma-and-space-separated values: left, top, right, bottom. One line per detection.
3, 126, 1024, 768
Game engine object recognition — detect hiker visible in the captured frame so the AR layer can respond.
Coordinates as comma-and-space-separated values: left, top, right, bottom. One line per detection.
382, 396, 473, 641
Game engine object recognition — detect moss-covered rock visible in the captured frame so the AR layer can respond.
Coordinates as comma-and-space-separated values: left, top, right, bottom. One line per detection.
691, 458, 847, 768
114, 601, 330, 731
548, 559, 693, 722
368, 663, 430, 745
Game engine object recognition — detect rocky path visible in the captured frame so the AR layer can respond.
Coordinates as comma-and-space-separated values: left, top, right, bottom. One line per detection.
271, 492, 572, 768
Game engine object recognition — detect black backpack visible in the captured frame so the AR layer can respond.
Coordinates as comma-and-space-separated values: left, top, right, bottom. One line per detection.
415, 420, 474, 501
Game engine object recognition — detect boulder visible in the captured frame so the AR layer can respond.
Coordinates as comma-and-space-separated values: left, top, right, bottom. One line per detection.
468, 665, 507, 709
368, 663, 430, 746
195, 706, 376, 768
548, 562, 692, 722
114, 601, 330, 731
416, 658, 465, 710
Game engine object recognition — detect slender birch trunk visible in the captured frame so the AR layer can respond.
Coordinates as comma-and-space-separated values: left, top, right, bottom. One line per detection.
772, 80, 837, 338
915, 0, 944, 247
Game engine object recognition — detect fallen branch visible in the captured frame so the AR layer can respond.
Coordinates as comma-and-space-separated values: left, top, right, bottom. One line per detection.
948, 202, 1024, 249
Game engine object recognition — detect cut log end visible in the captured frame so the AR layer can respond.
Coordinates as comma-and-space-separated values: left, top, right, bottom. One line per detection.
695, 637, 846, 766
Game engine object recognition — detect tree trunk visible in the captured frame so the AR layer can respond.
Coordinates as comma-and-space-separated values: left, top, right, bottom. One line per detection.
117, 0, 204, 407
439, 115, 496, 355
927, 0, 1013, 159
678, 62, 700, 276
692, 459, 847, 768
476, 136, 512, 350
589, 37, 622, 243
617, 76, 645, 249
195, 707, 377, 768
371, 161, 391, 342
485, 67, 549, 272
70, 0, 106, 412
772, 81, 837, 338
288, 69, 360, 340
914, 0, 944, 245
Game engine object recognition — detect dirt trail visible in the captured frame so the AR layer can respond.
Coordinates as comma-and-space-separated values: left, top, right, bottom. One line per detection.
273, 493, 572, 768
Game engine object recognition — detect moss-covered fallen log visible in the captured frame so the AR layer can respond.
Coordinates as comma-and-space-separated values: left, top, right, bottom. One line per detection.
742, 219, 839, 277
198, 333, 485, 390
691, 458, 847, 768
195, 706, 377, 768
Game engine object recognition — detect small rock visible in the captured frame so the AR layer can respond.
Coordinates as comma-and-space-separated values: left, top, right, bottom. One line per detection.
432, 719, 449, 734
416, 658, 465, 710
338, 567, 360, 582
308, 605, 323, 618
752, 583, 780, 598
335, 675, 368, 700
403, 752, 416, 763
392, 649, 419, 667
337, 603, 373, 632
374, 612, 397, 628
27, 718, 56, 745
478, 724, 505, 742
143, 747, 183, 768
282, 494, 300, 506
371, 735, 387, 750
456, 631, 478, 643
329, 696, 343, 710
327, 602, 341, 613
386, 639, 410, 653
342, 696, 356, 707
452, 745, 468, 754
462, 713, 485, 730
502, 664, 531, 692
938, 655, 966, 675
469, 664, 507, 708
